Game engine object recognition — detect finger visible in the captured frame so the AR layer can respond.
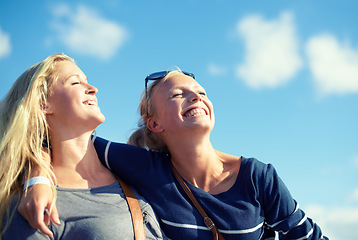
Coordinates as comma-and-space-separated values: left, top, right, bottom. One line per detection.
37, 221, 53, 238
33, 207, 53, 237
45, 197, 60, 225
20, 202, 52, 237
32, 201, 45, 227
43, 209, 50, 226
50, 205, 60, 225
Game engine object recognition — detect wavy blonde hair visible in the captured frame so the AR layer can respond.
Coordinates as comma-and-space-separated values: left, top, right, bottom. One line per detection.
0, 54, 74, 236
128, 70, 187, 152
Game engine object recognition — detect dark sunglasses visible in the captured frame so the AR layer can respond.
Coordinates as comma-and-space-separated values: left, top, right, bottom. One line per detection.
144, 71, 195, 117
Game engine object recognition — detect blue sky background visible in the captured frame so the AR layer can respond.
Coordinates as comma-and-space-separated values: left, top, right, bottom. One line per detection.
1, 1, 357, 239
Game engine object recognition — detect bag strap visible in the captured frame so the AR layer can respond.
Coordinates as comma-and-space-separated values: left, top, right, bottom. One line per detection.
117, 177, 146, 240
170, 163, 226, 240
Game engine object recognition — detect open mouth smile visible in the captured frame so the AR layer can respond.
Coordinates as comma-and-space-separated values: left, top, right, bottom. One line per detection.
184, 108, 208, 118
83, 100, 97, 106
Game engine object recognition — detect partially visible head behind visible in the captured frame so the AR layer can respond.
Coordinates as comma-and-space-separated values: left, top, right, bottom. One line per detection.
128, 69, 197, 152
0, 54, 74, 224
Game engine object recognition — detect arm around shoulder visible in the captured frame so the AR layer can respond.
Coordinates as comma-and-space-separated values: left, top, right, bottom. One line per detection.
3, 196, 52, 240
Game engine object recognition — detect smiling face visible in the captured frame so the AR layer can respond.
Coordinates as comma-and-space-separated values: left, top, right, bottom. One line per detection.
149, 72, 215, 138
46, 60, 105, 132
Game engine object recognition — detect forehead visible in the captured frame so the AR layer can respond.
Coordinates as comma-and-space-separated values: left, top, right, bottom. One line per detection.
53, 61, 82, 80
161, 73, 203, 90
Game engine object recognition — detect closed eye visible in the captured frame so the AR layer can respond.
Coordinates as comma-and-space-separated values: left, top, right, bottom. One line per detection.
72, 81, 81, 85
171, 93, 183, 98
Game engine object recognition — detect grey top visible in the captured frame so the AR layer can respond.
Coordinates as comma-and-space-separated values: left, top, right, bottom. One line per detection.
3, 181, 166, 240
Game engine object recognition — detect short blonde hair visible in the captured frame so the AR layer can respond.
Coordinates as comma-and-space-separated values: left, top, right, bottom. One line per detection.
0, 54, 74, 236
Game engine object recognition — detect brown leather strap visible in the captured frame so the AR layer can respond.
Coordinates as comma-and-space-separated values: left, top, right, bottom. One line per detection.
117, 177, 146, 240
170, 163, 226, 240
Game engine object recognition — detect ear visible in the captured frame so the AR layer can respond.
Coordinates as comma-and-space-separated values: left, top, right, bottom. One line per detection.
41, 102, 53, 115
146, 117, 164, 133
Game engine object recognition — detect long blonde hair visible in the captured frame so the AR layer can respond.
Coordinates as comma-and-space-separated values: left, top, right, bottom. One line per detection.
0, 53, 74, 235
128, 70, 187, 152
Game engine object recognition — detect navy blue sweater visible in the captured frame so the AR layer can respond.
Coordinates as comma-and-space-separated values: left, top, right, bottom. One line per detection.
93, 136, 328, 240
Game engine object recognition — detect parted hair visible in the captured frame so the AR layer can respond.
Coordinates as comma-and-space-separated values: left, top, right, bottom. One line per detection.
128, 70, 186, 153
0, 54, 74, 236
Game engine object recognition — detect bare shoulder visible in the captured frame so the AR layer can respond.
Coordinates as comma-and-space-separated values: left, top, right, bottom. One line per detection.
215, 150, 242, 177
215, 150, 241, 166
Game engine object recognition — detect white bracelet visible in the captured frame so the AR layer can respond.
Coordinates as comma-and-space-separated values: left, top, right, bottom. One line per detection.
23, 176, 52, 191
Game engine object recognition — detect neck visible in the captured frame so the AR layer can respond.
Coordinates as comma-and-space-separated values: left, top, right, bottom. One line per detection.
166, 133, 241, 194
50, 130, 115, 188
167, 135, 221, 183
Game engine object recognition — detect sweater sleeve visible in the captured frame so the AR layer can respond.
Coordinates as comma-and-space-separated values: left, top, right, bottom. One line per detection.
92, 135, 167, 186
258, 162, 328, 239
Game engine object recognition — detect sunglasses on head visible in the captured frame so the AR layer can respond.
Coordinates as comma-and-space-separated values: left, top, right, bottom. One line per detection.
144, 70, 195, 117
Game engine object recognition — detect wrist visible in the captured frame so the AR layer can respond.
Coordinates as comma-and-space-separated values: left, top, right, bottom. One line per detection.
23, 176, 52, 191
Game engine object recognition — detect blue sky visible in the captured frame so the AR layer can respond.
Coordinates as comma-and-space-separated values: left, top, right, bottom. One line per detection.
1, 0, 357, 239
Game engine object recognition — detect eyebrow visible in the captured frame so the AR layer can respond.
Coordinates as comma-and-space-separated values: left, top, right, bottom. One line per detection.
63, 74, 88, 83
169, 85, 204, 92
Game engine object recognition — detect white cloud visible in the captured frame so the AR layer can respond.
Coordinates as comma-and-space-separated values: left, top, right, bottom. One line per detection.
305, 34, 358, 95
235, 11, 302, 89
348, 188, 358, 203
50, 4, 128, 60
0, 26, 11, 58
207, 63, 228, 76
305, 204, 358, 240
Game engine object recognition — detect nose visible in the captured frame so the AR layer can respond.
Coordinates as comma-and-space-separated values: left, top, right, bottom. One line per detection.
85, 83, 98, 95
189, 92, 202, 102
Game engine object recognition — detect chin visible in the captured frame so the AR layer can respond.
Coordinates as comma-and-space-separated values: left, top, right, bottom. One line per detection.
97, 113, 105, 122
89, 115, 105, 128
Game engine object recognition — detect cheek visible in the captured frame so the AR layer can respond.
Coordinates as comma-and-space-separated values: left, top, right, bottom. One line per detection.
152, 97, 182, 124
52, 93, 76, 114
162, 101, 181, 117
206, 99, 214, 112
155, 106, 178, 128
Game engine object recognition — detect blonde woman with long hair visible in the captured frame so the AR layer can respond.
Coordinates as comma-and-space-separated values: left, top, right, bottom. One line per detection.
0, 54, 165, 240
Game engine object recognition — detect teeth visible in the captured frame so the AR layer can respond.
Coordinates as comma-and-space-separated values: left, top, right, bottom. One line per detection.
84, 100, 96, 105
185, 108, 206, 117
